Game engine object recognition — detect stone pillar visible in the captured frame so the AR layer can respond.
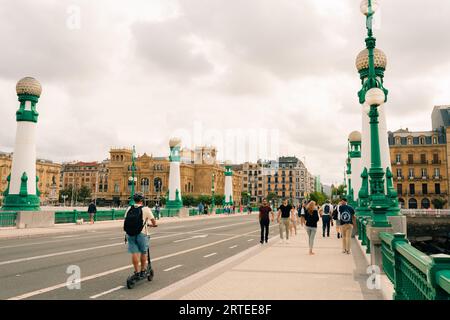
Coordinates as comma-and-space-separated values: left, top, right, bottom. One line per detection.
2, 77, 42, 211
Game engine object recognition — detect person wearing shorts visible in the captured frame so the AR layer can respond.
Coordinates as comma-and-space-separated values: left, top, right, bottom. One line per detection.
124, 193, 157, 278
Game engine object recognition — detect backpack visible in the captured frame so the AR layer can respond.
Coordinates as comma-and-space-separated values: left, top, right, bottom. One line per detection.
124, 206, 145, 236
340, 207, 352, 224
324, 204, 330, 214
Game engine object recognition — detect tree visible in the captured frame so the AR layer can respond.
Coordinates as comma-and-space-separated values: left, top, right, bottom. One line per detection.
266, 192, 278, 204
331, 184, 346, 200
432, 197, 447, 209
182, 195, 195, 207
78, 185, 91, 203
241, 191, 251, 205
59, 187, 74, 203
309, 191, 327, 205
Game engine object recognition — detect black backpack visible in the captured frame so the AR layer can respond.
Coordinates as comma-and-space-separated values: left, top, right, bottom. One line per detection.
124, 206, 145, 236
324, 204, 330, 214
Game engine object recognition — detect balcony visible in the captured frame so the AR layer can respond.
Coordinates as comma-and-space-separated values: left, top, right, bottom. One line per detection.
433, 175, 442, 180
431, 160, 442, 165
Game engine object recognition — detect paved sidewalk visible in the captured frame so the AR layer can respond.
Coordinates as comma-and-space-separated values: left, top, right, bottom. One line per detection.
144, 225, 384, 300
0, 212, 256, 240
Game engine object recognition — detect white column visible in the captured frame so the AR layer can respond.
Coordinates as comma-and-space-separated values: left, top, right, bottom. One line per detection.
378, 104, 392, 173
9, 119, 37, 195
351, 157, 362, 200
168, 161, 181, 201
225, 175, 233, 203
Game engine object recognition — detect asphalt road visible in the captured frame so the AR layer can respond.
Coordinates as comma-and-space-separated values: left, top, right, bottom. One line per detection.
0, 215, 279, 300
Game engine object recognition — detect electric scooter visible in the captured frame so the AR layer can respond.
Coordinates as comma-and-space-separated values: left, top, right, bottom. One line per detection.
125, 226, 157, 289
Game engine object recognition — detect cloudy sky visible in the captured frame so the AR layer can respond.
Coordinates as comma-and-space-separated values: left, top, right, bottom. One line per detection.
1, 0, 450, 185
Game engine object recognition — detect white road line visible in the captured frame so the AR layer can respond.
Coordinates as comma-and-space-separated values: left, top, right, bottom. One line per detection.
52, 235, 78, 239
247, 239, 254, 242
7, 234, 244, 300
203, 253, 217, 258
229, 245, 238, 249
0, 243, 123, 266
89, 286, 124, 299
163, 265, 183, 272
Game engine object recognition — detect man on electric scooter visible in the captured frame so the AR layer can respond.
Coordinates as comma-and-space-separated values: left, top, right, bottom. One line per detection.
124, 192, 157, 280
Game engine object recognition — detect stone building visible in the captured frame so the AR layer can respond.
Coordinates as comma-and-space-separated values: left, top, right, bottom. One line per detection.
388, 105, 450, 209
102, 146, 243, 206
238, 156, 316, 205
0, 151, 61, 205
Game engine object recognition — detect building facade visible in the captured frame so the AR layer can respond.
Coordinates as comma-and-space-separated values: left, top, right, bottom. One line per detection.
238, 156, 316, 205
388, 106, 450, 209
0, 151, 61, 206
102, 147, 243, 206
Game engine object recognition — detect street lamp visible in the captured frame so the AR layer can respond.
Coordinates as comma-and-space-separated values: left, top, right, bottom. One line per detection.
211, 173, 215, 210
62, 194, 68, 207
129, 146, 137, 206
356, 0, 394, 228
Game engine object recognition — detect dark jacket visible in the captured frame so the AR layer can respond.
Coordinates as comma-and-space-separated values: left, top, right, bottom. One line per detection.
88, 203, 97, 214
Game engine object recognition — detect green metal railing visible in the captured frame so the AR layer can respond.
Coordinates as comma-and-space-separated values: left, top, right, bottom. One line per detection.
0, 211, 18, 227
379, 232, 450, 300
54, 209, 126, 224
159, 208, 179, 217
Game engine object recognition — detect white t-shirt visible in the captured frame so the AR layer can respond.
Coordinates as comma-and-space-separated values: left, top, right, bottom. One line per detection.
124, 205, 155, 235
321, 203, 333, 215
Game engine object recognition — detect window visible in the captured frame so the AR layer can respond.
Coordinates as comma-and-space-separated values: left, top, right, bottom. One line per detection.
421, 168, 427, 178
396, 168, 402, 178
433, 153, 439, 164
409, 168, 414, 178
409, 184, 415, 195
408, 154, 413, 164
422, 184, 428, 195
408, 138, 412, 145
114, 183, 119, 193
397, 184, 402, 195
396, 137, 401, 145
420, 154, 426, 164
395, 154, 401, 163
433, 136, 438, 144
420, 137, 425, 145
434, 168, 440, 178
435, 183, 441, 195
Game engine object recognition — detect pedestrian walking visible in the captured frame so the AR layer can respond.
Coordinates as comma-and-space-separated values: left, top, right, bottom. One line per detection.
321, 200, 333, 237
300, 201, 320, 255
247, 204, 252, 214
338, 198, 356, 254
88, 201, 97, 224
290, 205, 298, 236
332, 203, 342, 239
277, 199, 292, 244
198, 202, 204, 215
259, 199, 274, 244
204, 204, 209, 215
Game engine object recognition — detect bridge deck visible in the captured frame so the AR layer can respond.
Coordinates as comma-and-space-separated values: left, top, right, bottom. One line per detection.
144, 224, 384, 300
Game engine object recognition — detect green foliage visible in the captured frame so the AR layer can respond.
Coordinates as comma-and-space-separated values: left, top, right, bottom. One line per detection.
241, 191, 251, 204
432, 197, 447, 209
182, 195, 196, 207
78, 185, 91, 203
309, 191, 327, 205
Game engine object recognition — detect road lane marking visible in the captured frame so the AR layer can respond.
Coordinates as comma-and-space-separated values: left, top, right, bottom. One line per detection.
173, 235, 208, 243
0, 221, 256, 264
163, 265, 183, 272
89, 286, 124, 299
52, 235, 78, 239
229, 245, 238, 249
7, 233, 244, 300
0, 243, 123, 266
248, 239, 254, 242
203, 253, 217, 258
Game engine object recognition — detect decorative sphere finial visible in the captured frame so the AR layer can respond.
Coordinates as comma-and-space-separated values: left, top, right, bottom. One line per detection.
348, 131, 362, 142
169, 137, 181, 148
16, 77, 42, 97
360, 0, 379, 16
355, 48, 387, 72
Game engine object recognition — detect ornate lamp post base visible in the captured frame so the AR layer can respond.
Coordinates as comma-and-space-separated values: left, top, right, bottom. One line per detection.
2, 194, 40, 211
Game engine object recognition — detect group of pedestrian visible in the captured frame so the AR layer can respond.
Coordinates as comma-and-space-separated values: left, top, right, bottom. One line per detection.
258, 197, 356, 255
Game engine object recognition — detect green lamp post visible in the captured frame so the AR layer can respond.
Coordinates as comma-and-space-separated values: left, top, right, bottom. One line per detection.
356, 0, 398, 227
128, 146, 137, 206
211, 172, 215, 210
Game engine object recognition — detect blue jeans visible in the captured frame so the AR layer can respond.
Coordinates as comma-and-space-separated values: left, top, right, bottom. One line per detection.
305, 227, 317, 249
322, 215, 331, 236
